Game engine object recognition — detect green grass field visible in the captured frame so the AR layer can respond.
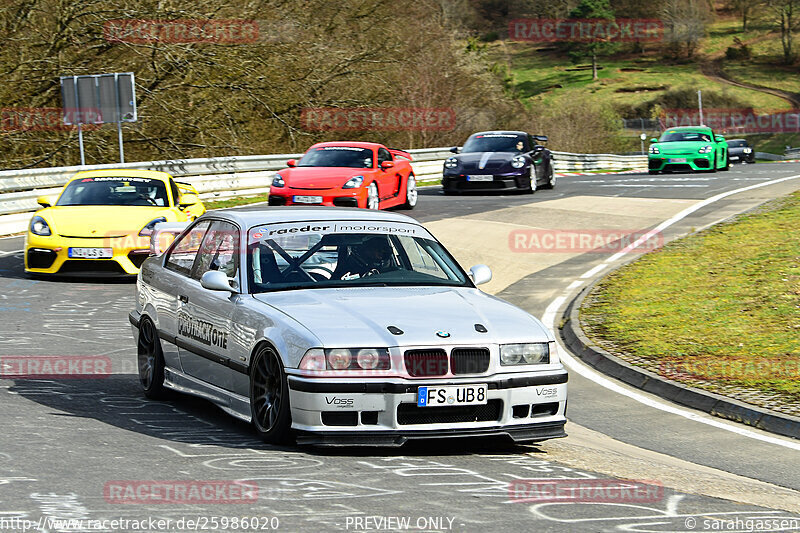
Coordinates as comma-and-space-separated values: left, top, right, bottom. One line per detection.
581, 191, 800, 399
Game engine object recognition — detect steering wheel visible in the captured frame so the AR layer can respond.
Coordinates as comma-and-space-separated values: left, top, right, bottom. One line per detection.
306, 266, 334, 279
137, 194, 158, 206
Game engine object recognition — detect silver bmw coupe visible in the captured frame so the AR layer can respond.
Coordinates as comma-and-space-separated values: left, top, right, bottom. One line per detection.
129, 208, 567, 446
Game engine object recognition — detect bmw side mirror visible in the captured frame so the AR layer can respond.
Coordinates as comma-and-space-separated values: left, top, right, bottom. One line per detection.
715, 135, 725, 142
469, 264, 492, 286
450, 146, 460, 154
286, 159, 297, 167
380, 161, 394, 170
200, 270, 239, 293
650, 138, 658, 143
532, 144, 545, 152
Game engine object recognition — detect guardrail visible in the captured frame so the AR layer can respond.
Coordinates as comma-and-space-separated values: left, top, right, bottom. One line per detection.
0, 148, 646, 235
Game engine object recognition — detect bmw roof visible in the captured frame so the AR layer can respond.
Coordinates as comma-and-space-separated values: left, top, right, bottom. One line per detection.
198, 206, 418, 228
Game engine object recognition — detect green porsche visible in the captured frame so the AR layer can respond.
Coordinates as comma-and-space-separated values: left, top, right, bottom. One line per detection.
648, 126, 729, 174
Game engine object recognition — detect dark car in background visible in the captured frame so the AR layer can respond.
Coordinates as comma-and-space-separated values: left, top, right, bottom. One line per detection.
726, 139, 755, 164
442, 131, 555, 194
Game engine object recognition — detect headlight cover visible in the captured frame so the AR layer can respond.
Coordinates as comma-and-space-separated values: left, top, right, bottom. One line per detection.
500, 342, 552, 366
343, 175, 364, 189
299, 348, 391, 372
698, 145, 713, 154
511, 155, 526, 169
30, 216, 51, 236
139, 217, 167, 237
649, 145, 660, 154
271, 174, 285, 188
444, 157, 458, 169
743, 148, 752, 153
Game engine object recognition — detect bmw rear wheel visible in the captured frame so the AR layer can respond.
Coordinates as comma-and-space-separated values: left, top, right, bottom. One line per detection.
250, 345, 292, 444
402, 174, 417, 209
366, 182, 380, 210
138, 317, 167, 399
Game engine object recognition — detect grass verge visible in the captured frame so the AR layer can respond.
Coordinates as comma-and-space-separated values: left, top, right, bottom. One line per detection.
581, 191, 800, 401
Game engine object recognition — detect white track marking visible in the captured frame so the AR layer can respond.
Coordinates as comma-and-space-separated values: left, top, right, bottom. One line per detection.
0, 249, 22, 256
547, 173, 800, 451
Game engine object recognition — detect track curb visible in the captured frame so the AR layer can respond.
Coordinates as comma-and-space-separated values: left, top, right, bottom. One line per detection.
560, 277, 800, 441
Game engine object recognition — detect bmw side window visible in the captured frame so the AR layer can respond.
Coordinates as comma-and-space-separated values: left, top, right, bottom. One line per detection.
191, 221, 240, 281
378, 148, 392, 164
165, 220, 211, 276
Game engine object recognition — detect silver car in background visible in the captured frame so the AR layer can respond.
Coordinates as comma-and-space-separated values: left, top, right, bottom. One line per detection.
129, 208, 568, 446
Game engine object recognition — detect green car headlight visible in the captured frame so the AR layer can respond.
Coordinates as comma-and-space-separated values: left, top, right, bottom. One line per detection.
649, 145, 659, 154
698, 145, 713, 154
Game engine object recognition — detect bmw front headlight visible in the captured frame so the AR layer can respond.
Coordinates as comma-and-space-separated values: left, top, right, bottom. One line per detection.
500, 342, 552, 366
30, 216, 51, 236
649, 145, 660, 154
271, 174, 285, 187
698, 145, 713, 154
511, 155, 526, 169
444, 157, 458, 169
343, 175, 364, 189
299, 348, 391, 372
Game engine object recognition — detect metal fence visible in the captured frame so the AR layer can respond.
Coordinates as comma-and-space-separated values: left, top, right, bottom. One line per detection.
0, 148, 646, 235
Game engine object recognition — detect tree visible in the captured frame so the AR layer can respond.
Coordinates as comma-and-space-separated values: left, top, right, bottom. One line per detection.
729, 0, 764, 31
660, 0, 712, 59
563, 0, 619, 81
769, 0, 800, 64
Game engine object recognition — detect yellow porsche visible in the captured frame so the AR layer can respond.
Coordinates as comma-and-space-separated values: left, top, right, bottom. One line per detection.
25, 169, 206, 276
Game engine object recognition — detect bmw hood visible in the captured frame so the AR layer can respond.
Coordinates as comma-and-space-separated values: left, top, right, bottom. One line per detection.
252, 286, 551, 347
451, 152, 521, 172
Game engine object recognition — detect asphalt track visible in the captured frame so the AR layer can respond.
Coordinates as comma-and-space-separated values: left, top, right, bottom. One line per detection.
1, 163, 800, 532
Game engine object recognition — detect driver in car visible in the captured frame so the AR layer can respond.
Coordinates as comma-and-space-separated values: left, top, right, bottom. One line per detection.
335, 237, 396, 280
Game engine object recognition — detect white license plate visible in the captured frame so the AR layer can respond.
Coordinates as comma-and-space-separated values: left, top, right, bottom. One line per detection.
417, 384, 487, 407
293, 195, 323, 204
668, 158, 687, 163
467, 175, 494, 182
68, 247, 113, 259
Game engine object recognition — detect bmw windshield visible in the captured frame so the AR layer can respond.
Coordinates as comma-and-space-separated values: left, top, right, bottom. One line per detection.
462, 134, 526, 153
297, 146, 374, 168
57, 177, 169, 207
246, 221, 471, 293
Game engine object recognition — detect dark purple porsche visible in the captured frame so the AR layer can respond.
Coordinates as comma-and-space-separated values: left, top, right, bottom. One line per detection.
441, 131, 555, 194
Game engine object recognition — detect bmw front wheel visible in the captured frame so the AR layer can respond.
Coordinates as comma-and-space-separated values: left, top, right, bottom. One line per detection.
250, 345, 292, 444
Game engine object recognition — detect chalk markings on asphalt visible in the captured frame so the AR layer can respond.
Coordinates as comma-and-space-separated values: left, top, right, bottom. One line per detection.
545, 173, 800, 452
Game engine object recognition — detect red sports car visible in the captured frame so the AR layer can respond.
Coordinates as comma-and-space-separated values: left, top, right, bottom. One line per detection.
268, 142, 417, 210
